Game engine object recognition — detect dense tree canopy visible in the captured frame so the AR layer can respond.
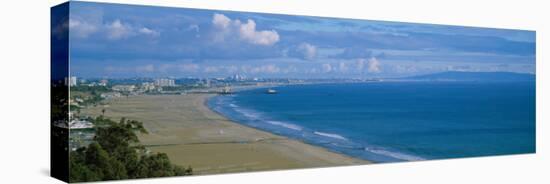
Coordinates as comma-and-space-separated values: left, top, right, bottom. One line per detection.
69, 117, 192, 182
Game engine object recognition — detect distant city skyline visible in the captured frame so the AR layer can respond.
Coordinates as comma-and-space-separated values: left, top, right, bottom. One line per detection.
65, 2, 536, 79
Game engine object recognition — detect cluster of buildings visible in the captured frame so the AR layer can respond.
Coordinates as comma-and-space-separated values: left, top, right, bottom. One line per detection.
65, 76, 108, 87
141, 82, 156, 91
228, 74, 246, 81
69, 75, 300, 96
67, 76, 178, 93
111, 78, 176, 93
67, 75, 273, 89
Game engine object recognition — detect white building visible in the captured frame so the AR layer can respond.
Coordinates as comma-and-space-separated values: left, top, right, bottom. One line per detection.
154, 78, 176, 87
69, 120, 94, 129
141, 82, 156, 91
99, 79, 108, 86
112, 85, 136, 92
66, 76, 77, 86
230, 74, 245, 81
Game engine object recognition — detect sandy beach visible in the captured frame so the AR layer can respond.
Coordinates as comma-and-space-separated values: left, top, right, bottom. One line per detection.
81, 94, 369, 175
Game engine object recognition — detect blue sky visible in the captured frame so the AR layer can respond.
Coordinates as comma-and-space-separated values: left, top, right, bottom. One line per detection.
65, 1, 536, 78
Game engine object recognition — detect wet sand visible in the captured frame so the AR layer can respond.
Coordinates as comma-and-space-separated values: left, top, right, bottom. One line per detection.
81, 94, 369, 175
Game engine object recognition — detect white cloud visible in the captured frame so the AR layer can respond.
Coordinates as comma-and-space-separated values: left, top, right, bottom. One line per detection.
106, 20, 133, 40
367, 57, 381, 73
240, 65, 252, 73
212, 13, 279, 46
306, 68, 319, 74
68, 18, 160, 40
52, 19, 69, 39
188, 24, 200, 32
261, 65, 281, 73
297, 43, 317, 60
282, 65, 298, 73
338, 62, 348, 73
213, 13, 231, 29
69, 19, 98, 38
249, 64, 281, 74
139, 27, 160, 37
322, 63, 333, 73
238, 20, 280, 45
187, 24, 200, 38
390, 64, 418, 74
446, 65, 473, 72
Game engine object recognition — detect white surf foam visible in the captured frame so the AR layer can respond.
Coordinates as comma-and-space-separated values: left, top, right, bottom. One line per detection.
266, 121, 303, 131
364, 147, 425, 161
234, 108, 261, 119
229, 103, 239, 108
313, 131, 348, 141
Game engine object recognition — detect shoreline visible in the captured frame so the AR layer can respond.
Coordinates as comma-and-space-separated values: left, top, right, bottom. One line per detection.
204, 92, 376, 162
203, 93, 373, 161
81, 93, 369, 175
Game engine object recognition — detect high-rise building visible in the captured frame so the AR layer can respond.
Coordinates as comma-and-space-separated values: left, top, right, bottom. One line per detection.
229, 74, 245, 81
154, 78, 176, 87
205, 78, 211, 87
68, 76, 77, 87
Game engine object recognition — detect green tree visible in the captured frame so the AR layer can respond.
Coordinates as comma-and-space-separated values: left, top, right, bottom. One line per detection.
69, 148, 100, 182
69, 117, 191, 182
134, 153, 192, 178
84, 142, 127, 180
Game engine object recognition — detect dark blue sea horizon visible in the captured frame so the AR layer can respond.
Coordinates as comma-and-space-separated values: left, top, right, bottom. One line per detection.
207, 81, 536, 163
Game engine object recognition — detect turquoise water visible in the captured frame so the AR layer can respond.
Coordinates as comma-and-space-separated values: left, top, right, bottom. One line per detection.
207, 82, 536, 163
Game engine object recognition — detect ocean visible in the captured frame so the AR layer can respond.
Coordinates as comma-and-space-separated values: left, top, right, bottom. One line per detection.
207, 81, 536, 163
